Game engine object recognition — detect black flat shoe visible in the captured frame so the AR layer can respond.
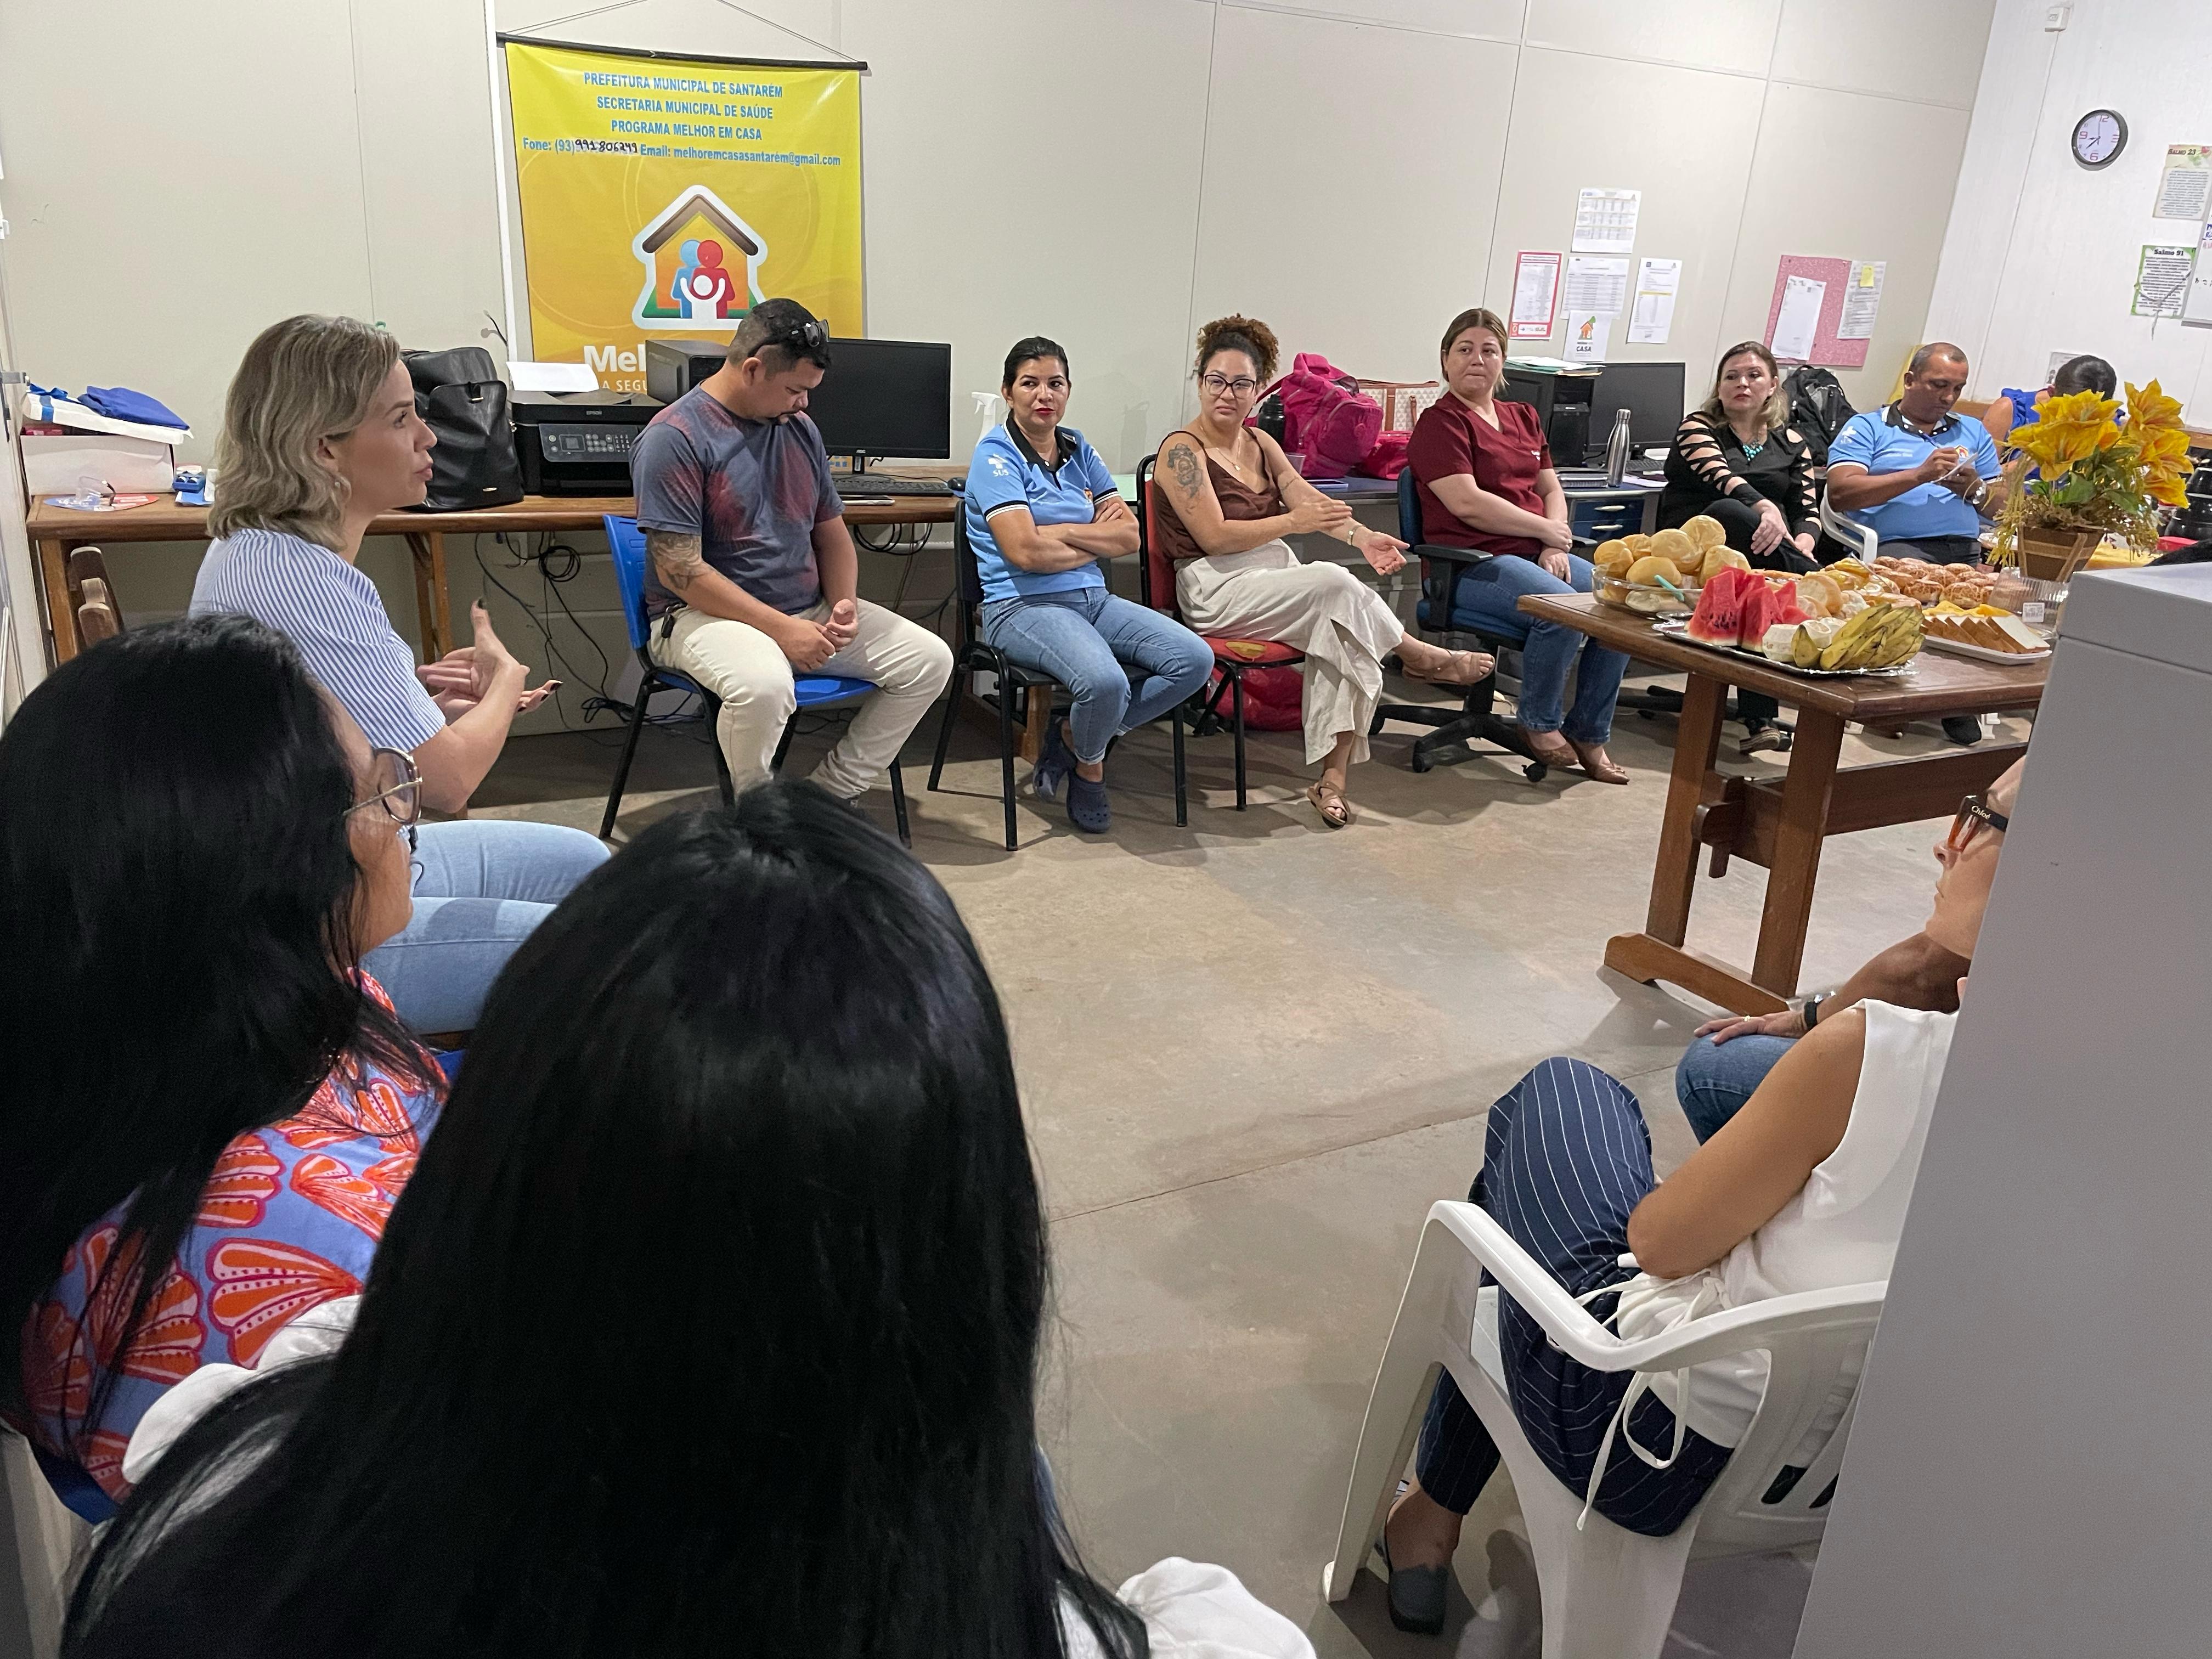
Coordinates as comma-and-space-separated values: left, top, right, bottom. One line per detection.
1376, 1531, 1449, 1637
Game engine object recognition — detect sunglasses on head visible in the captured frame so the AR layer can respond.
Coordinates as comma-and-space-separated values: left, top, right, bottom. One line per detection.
769, 314, 827, 353
1945, 793, 2009, 850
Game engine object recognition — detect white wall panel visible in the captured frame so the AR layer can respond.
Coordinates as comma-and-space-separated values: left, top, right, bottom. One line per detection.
1721, 82, 1971, 407
1191, 4, 1518, 394
1220, 0, 1523, 42
1770, 0, 1993, 109
1522, 0, 1780, 79
1486, 48, 1765, 389
845, 0, 1215, 470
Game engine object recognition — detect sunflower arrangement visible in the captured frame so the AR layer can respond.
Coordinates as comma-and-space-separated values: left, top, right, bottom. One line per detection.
1991, 380, 2193, 563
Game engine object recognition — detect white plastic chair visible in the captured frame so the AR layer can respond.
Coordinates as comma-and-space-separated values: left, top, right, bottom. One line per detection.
3, 1425, 88, 1659
1817, 489, 1877, 561
1321, 1202, 1883, 1659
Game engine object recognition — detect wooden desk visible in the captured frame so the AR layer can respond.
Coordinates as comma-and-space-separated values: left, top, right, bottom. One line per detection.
25, 489, 957, 664
1519, 592, 2046, 1013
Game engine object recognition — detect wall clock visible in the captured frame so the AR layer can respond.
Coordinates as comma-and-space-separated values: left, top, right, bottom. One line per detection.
2072, 108, 2126, 169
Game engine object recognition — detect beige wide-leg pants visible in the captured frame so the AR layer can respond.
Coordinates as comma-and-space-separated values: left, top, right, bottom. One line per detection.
649, 597, 954, 798
1176, 541, 1403, 766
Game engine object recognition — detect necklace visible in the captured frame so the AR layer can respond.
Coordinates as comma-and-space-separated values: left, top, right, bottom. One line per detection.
1740, 438, 1765, 460
1204, 434, 1260, 485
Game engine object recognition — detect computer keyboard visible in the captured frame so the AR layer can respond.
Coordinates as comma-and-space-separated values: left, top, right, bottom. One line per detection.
832, 473, 955, 497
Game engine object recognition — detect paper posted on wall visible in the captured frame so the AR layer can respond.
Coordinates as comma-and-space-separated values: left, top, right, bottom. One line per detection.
1626, 258, 1680, 344
2182, 219, 2212, 325
2153, 144, 2212, 223
1836, 262, 1885, 341
2134, 244, 2195, 318
1510, 251, 1562, 338
1564, 312, 1611, 364
1563, 256, 1629, 317
1571, 188, 1640, 254
1770, 275, 1825, 360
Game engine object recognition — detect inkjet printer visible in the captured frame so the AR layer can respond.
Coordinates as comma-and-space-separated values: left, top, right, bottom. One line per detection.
511, 391, 663, 496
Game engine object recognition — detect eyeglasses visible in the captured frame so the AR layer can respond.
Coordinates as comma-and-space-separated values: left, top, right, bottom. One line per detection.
1945, 793, 2009, 851
347, 747, 423, 851
1199, 373, 1261, 397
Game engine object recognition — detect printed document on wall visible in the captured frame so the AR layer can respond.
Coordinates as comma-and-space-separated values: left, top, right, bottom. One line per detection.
1836, 261, 1885, 340
2153, 145, 2212, 223
1626, 258, 1680, 344
1564, 312, 1611, 364
1770, 275, 1825, 360
1571, 188, 1640, 254
1564, 256, 1630, 317
2133, 245, 2194, 318
1510, 251, 1562, 339
2182, 219, 2212, 325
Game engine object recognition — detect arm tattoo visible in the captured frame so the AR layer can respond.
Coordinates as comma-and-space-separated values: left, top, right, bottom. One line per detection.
646, 530, 705, 594
1166, 442, 1202, 501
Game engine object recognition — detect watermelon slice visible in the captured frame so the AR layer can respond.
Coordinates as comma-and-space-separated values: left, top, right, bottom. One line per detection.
1735, 575, 1810, 648
1685, 566, 1754, 646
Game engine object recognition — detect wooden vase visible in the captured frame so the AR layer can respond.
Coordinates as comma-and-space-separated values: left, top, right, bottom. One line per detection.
2016, 525, 2103, 583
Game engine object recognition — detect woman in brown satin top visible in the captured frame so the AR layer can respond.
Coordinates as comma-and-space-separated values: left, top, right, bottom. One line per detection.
1152, 315, 1488, 829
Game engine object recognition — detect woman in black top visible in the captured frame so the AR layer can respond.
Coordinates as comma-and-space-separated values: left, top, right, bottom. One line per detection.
1660, 341, 1819, 573
1660, 342, 1820, 737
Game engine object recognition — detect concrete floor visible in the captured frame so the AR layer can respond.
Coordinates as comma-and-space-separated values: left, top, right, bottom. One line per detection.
476, 680, 2022, 1658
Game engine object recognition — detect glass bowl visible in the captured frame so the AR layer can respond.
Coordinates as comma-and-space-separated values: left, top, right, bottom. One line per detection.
1592, 572, 1698, 618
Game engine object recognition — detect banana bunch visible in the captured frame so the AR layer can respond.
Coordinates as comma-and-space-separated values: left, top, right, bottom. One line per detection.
1815, 602, 1923, 671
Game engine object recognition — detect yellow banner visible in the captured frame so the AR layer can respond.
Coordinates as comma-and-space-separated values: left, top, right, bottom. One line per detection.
504, 40, 862, 392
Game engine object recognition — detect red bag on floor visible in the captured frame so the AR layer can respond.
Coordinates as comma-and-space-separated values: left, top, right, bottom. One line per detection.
1207, 663, 1304, 731
1361, 430, 1412, 479
1261, 353, 1384, 480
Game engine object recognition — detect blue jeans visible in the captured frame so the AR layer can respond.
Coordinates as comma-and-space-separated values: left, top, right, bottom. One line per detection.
1674, 1032, 1796, 1143
1416, 1058, 1731, 1536
1446, 554, 1630, 743
362, 820, 610, 1033
980, 586, 1215, 765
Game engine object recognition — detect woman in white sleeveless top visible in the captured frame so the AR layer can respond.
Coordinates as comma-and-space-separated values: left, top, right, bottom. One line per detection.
1371, 776, 2017, 1635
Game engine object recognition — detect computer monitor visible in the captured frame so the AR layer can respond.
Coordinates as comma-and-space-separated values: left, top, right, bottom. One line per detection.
1587, 361, 1686, 456
804, 337, 952, 468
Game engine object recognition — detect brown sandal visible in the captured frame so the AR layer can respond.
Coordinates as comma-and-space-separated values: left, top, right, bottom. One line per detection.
1307, 780, 1355, 828
1404, 649, 1496, 688
1568, 741, 1630, 785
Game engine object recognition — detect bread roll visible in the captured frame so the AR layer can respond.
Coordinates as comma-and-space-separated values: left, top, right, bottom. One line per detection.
1623, 533, 1655, 556
1626, 554, 1680, 587
1703, 547, 1751, 574
1682, 515, 1727, 552
1796, 572, 1844, 617
1649, 527, 1699, 571
1593, 538, 1634, 575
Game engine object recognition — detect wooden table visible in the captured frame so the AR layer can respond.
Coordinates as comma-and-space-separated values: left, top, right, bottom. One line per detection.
26, 489, 957, 665
1520, 592, 2047, 1013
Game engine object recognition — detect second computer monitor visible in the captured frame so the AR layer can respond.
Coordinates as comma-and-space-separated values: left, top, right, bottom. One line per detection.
805, 337, 952, 466
1588, 362, 1686, 455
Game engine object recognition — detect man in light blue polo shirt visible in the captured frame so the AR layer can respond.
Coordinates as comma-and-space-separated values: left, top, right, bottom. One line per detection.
1825, 342, 2007, 565
966, 335, 1213, 834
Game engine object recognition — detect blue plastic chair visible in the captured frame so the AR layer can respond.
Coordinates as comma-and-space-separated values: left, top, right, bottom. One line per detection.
599, 517, 910, 844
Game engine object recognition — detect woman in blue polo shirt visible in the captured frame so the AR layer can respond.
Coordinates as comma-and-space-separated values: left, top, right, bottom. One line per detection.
966, 337, 1214, 833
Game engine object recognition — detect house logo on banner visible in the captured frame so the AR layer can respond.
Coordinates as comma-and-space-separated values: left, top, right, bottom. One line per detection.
633, 187, 768, 328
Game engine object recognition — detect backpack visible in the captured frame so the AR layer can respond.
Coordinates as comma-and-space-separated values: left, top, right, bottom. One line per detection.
1781, 366, 1856, 462
1361, 430, 1412, 480
1260, 353, 1384, 481
402, 347, 525, 511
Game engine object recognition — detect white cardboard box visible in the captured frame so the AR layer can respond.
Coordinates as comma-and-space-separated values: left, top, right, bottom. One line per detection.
22, 431, 177, 495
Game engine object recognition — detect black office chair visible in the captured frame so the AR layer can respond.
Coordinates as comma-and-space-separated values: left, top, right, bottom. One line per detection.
928, 486, 1188, 850
1374, 468, 1548, 780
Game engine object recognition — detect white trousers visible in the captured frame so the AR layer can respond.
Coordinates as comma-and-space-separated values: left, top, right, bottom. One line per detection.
648, 597, 953, 797
1176, 540, 1404, 766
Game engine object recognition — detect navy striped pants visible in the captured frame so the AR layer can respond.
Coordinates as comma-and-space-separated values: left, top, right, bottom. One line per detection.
1414, 1058, 1733, 1537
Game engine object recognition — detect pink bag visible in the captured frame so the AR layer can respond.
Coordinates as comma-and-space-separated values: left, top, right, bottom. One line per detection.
1361, 430, 1412, 479
1263, 353, 1383, 480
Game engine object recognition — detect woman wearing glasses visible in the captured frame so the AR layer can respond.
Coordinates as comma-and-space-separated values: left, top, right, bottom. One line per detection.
191, 315, 608, 1037
1371, 768, 2018, 1635
0, 616, 443, 1512
1152, 315, 1492, 829
1408, 308, 1633, 783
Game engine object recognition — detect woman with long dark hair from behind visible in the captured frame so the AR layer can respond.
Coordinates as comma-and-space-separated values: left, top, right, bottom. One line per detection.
0, 616, 441, 1513
65, 784, 1311, 1659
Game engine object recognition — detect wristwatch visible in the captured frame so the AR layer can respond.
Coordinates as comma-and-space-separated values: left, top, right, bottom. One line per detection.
1968, 479, 1991, 512
1801, 996, 1824, 1029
